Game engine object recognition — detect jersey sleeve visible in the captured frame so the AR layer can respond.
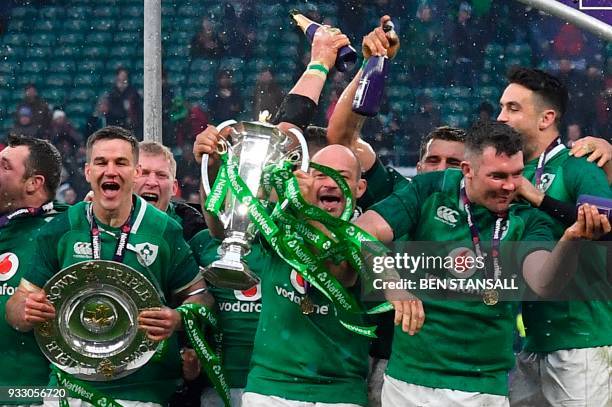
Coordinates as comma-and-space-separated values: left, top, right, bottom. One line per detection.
163, 220, 203, 295
358, 159, 412, 211
564, 157, 612, 200
368, 175, 427, 239
188, 229, 218, 267
358, 159, 395, 210
23, 212, 70, 288
516, 208, 557, 267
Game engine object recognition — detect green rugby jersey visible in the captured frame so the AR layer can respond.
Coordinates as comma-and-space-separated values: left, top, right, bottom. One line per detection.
370, 169, 555, 396
359, 159, 411, 211
245, 247, 370, 405
0, 203, 65, 404
24, 196, 202, 404
522, 146, 612, 352
189, 230, 262, 388
359, 160, 411, 360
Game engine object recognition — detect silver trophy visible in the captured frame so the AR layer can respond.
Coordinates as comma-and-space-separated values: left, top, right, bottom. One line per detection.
35, 260, 163, 381
201, 119, 309, 290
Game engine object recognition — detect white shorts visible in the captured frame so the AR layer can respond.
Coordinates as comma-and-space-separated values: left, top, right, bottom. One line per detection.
509, 346, 611, 407
201, 387, 244, 407
381, 374, 509, 407
43, 398, 161, 407
241, 392, 362, 407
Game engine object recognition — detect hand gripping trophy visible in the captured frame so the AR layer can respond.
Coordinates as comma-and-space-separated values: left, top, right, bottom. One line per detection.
201, 113, 309, 290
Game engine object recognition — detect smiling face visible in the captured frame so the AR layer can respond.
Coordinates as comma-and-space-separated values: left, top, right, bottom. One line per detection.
310, 145, 366, 218
0, 145, 30, 213
417, 139, 465, 173
85, 138, 139, 217
497, 83, 543, 156
134, 153, 177, 211
462, 146, 524, 214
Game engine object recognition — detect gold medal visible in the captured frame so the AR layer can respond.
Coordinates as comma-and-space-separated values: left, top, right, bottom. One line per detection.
483, 289, 499, 306
300, 295, 314, 315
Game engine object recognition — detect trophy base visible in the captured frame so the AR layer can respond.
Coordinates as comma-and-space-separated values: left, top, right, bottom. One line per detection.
202, 259, 260, 290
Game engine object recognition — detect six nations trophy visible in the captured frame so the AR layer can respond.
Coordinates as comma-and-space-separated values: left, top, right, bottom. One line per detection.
35, 260, 163, 381
201, 114, 309, 290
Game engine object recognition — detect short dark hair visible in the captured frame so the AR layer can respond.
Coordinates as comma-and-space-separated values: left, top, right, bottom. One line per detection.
8, 134, 61, 199
116, 66, 129, 76
465, 120, 523, 158
506, 66, 568, 125
305, 125, 327, 155
86, 126, 139, 163
419, 126, 466, 159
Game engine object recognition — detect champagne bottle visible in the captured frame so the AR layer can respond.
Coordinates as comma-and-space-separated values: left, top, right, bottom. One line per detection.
352, 21, 400, 117
290, 10, 357, 72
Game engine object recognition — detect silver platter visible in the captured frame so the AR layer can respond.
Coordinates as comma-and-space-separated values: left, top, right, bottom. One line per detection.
35, 260, 162, 381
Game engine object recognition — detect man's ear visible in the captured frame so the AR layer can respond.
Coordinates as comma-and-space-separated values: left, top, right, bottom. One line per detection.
354, 178, 367, 200
84, 163, 91, 183
460, 160, 472, 178
25, 174, 45, 195
172, 179, 179, 197
538, 109, 556, 131
416, 161, 423, 174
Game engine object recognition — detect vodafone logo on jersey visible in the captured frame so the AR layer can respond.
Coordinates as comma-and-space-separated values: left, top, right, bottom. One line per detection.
290, 269, 307, 294
0, 252, 19, 282
234, 283, 261, 301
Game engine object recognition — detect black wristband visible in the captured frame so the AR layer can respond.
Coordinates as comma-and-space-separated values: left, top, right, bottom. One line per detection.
272, 94, 317, 132
539, 194, 577, 226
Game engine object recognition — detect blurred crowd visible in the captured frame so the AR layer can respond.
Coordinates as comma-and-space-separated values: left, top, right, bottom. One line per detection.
1, 0, 610, 203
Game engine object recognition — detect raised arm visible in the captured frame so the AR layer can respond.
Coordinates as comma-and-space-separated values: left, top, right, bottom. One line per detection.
327, 15, 394, 172
273, 26, 351, 131
522, 203, 610, 298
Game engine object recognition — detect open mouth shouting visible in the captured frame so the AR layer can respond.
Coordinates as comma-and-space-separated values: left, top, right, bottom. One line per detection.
100, 180, 121, 199
317, 189, 344, 214
140, 192, 159, 204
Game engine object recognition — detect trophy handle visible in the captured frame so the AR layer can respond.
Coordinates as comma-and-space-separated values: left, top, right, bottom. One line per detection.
202, 123, 310, 213
201, 119, 238, 196
201, 120, 238, 226
277, 127, 310, 211
288, 127, 309, 172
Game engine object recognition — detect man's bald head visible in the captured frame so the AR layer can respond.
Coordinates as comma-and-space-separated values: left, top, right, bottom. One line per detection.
311, 144, 362, 181
309, 144, 366, 217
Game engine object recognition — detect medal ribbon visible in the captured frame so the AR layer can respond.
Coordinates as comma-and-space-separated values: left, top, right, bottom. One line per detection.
0, 201, 54, 229
459, 180, 506, 281
534, 137, 561, 191
87, 198, 135, 262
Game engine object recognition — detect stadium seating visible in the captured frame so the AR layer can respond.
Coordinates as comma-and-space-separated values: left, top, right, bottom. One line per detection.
0, 0, 606, 165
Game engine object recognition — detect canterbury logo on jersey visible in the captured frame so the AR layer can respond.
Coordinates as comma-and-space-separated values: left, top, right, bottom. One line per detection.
72, 241, 159, 266
73, 242, 93, 258
435, 206, 459, 226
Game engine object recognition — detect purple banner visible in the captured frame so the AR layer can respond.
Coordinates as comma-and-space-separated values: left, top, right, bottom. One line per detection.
558, 0, 612, 25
